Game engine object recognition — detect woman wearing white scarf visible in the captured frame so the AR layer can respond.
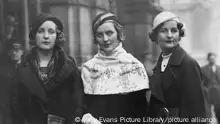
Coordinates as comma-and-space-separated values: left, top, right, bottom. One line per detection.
81, 12, 150, 124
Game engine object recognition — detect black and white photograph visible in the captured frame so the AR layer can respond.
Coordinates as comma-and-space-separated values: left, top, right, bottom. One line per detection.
0, 0, 220, 124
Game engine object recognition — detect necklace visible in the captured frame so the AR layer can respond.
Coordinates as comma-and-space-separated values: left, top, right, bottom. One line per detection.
162, 53, 172, 59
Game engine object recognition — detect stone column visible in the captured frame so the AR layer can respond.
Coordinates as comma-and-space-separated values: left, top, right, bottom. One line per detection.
36, 0, 41, 14
22, 0, 29, 50
0, 0, 4, 42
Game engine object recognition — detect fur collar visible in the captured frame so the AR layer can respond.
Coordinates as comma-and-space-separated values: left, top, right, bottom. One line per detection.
20, 46, 76, 84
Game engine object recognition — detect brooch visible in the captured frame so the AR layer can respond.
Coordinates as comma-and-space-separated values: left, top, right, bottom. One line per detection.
40, 73, 48, 82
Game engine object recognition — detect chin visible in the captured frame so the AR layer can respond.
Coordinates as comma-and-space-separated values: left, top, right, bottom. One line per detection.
164, 43, 177, 48
103, 48, 114, 53
39, 47, 53, 51
40, 45, 52, 49
166, 46, 175, 49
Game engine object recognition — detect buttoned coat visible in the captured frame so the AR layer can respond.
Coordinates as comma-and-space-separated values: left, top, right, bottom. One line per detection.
149, 45, 208, 120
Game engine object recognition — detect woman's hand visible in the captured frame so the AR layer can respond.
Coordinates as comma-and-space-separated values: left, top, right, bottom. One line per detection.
81, 113, 102, 124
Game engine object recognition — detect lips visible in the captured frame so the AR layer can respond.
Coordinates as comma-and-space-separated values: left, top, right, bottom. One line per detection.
103, 44, 111, 47
165, 40, 173, 43
42, 41, 50, 44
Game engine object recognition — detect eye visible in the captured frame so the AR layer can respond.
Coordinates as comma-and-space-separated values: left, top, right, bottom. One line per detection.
48, 29, 56, 34
171, 28, 178, 33
37, 28, 44, 33
159, 28, 166, 33
106, 31, 113, 36
95, 33, 102, 38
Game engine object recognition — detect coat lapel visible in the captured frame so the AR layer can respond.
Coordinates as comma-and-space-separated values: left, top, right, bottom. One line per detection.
19, 65, 48, 102
164, 45, 186, 89
169, 45, 186, 66
203, 65, 213, 80
151, 56, 165, 103
216, 66, 220, 84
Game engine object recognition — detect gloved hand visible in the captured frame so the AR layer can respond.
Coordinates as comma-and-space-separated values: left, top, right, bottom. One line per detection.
81, 113, 102, 124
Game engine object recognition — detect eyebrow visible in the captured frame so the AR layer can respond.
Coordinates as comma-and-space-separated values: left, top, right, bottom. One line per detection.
160, 27, 178, 30
38, 27, 56, 30
97, 28, 114, 33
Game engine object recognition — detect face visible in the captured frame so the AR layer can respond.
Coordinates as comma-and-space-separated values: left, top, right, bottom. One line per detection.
6, 25, 15, 35
208, 55, 216, 65
95, 22, 120, 54
157, 20, 180, 51
35, 20, 57, 51
9, 49, 23, 61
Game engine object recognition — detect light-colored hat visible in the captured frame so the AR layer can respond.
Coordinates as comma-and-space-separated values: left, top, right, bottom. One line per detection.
152, 11, 180, 30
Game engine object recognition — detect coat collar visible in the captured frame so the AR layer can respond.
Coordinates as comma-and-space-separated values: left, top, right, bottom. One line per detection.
22, 46, 66, 77
158, 44, 186, 66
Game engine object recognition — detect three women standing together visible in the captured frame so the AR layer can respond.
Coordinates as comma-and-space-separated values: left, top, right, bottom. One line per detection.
12, 11, 208, 124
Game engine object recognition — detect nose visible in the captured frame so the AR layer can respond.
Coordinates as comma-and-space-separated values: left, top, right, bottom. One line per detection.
43, 32, 49, 39
166, 30, 172, 38
103, 34, 108, 42
13, 51, 17, 54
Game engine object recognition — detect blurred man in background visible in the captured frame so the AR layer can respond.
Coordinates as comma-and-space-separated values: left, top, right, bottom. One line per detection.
0, 14, 21, 124
202, 52, 220, 123
0, 42, 24, 124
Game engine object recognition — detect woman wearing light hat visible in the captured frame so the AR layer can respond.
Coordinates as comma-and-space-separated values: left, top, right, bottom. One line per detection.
149, 11, 208, 120
80, 12, 150, 124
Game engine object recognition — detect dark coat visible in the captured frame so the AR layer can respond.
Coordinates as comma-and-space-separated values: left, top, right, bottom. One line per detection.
0, 55, 14, 106
149, 45, 209, 120
12, 47, 85, 124
85, 89, 148, 124
0, 52, 17, 124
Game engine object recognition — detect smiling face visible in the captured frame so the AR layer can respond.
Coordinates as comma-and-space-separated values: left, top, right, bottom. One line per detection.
95, 22, 120, 55
35, 20, 57, 51
157, 20, 180, 54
